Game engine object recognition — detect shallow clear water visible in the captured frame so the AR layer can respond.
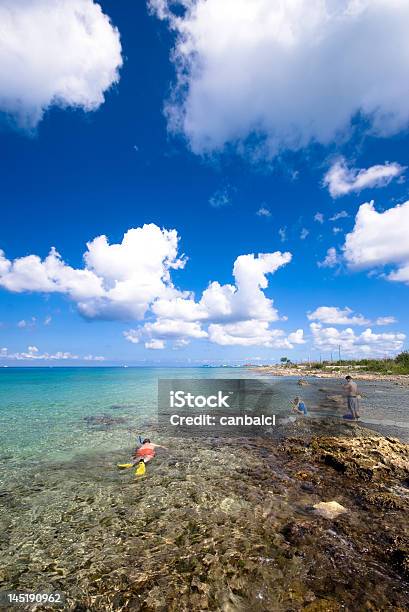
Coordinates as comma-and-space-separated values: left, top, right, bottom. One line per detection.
1, 368, 408, 469
0, 368, 262, 461
0, 368, 408, 610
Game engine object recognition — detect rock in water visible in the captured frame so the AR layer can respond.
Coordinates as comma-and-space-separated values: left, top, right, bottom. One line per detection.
313, 501, 347, 519
83, 414, 127, 427
298, 378, 309, 386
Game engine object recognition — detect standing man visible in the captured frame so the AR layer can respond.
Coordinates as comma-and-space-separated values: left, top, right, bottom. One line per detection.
344, 375, 360, 420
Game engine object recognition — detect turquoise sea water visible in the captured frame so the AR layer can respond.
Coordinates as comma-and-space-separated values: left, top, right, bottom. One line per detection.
0, 367, 408, 609
1, 368, 408, 472
0, 367, 258, 468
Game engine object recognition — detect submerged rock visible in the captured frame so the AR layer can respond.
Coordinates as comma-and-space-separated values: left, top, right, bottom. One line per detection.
83, 414, 127, 427
313, 501, 347, 519
2, 418, 409, 611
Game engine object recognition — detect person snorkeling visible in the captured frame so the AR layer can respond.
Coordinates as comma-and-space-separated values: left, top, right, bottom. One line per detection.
118, 438, 168, 476
291, 396, 308, 416
133, 438, 167, 467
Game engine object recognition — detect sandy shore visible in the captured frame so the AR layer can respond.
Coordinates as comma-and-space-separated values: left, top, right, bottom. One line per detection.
251, 365, 409, 386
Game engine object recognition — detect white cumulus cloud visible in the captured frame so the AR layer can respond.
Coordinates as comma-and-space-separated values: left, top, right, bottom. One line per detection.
124, 318, 207, 349
0, 225, 186, 320
0, 0, 122, 129
152, 252, 292, 325
343, 200, 409, 283
308, 306, 370, 326
124, 249, 299, 348
208, 321, 303, 348
310, 323, 405, 357
308, 306, 397, 327
324, 158, 406, 198
149, 0, 409, 158
0, 224, 301, 349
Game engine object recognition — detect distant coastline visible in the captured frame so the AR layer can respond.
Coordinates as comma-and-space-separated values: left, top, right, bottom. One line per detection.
251, 364, 409, 386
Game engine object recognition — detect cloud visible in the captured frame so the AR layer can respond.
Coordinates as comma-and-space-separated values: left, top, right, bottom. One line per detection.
0, 225, 186, 320
287, 329, 306, 345
17, 317, 36, 329
44, 316, 52, 326
278, 227, 287, 243
308, 306, 370, 326
0, 0, 122, 129
375, 316, 397, 326
124, 318, 207, 349
153, 252, 292, 323
308, 307, 398, 327
150, 0, 409, 158
300, 228, 309, 240
125, 249, 296, 348
310, 323, 405, 357
256, 207, 271, 218
207, 321, 304, 348
343, 200, 409, 283
314, 213, 324, 224
209, 187, 232, 208
0, 346, 105, 361
145, 339, 166, 350
318, 247, 339, 268
323, 158, 406, 198
1, 223, 298, 349
329, 211, 349, 222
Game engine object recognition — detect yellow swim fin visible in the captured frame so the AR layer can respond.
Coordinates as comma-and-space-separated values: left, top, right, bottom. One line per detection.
135, 461, 146, 477
117, 463, 133, 469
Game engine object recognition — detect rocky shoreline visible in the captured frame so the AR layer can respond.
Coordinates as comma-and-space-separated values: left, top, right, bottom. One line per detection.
251, 365, 409, 387
1, 418, 408, 611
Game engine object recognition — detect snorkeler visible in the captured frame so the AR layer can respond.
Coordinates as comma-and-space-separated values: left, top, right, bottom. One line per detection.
132, 438, 168, 475
291, 396, 308, 416
117, 438, 168, 476
132, 438, 167, 465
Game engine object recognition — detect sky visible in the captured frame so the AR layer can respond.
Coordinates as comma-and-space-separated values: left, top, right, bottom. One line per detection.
0, 0, 409, 366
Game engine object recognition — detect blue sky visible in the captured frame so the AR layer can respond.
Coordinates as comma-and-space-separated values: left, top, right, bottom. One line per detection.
1, 0, 409, 365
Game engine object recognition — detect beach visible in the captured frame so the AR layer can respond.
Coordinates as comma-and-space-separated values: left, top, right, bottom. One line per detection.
0, 368, 408, 610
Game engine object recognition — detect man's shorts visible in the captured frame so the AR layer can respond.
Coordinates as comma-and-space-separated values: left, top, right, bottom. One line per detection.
347, 396, 359, 413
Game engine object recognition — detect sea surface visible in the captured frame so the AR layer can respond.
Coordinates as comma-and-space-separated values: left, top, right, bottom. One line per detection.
0, 367, 408, 469
0, 367, 408, 609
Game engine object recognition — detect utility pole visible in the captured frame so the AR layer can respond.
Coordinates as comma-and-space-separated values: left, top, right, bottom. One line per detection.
338, 345, 341, 362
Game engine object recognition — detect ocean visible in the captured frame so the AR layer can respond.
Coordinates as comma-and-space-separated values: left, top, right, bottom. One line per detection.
0, 367, 408, 609
0, 367, 407, 471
